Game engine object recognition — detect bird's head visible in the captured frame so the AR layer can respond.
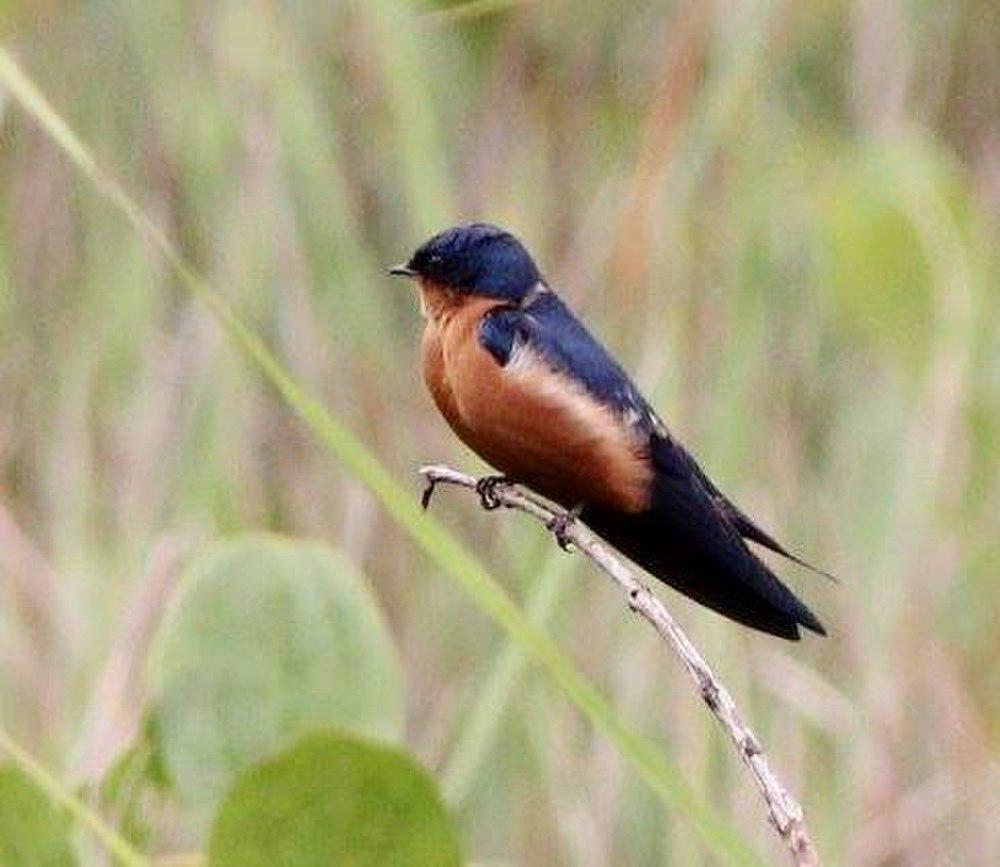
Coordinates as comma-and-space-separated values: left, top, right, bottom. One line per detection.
389, 223, 543, 304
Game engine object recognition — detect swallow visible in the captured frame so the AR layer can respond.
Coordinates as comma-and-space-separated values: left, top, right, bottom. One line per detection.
391, 223, 827, 640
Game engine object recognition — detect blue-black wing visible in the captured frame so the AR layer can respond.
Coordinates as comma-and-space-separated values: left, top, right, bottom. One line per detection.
479, 291, 663, 435
478, 291, 825, 639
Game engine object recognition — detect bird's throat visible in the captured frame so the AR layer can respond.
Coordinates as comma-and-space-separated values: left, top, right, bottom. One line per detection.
416, 279, 504, 330
416, 280, 463, 324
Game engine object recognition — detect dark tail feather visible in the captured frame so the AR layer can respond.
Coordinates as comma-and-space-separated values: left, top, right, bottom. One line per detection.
725, 510, 840, 584
688, 459, 839, 584
582, 505, 826, 641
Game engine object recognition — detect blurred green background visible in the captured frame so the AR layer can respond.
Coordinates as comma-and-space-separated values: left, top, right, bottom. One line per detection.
1, 0, 998, 864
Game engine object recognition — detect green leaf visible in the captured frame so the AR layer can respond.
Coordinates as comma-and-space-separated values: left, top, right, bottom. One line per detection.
208, 731, 461, 867
151, 534, 404, 808
0, 766, 77, 867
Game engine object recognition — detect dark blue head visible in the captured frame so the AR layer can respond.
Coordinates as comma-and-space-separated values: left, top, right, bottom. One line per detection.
390, 223, 542, 303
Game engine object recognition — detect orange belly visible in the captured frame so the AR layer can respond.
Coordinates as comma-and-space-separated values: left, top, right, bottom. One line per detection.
421, 294, 652, 513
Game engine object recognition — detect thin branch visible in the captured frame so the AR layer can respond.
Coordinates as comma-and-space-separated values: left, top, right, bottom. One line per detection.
420, 464, 821, 867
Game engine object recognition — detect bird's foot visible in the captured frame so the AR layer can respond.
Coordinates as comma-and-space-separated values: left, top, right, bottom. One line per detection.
546, 503, 583, 551
475, 475, 511, 511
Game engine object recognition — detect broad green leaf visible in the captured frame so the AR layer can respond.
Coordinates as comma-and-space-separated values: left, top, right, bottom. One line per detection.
0, 766, 77, 867
208, 731, 461, 867
151, 534, 404, 807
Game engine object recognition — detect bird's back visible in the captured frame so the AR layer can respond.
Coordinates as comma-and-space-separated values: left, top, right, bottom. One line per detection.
426, 284, 825, 640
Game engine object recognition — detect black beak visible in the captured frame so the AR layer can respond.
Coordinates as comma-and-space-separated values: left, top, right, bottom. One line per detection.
388, 263, 417, 278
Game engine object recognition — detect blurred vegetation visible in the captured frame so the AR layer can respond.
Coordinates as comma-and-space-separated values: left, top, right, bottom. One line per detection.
1, 0, 998, 865
208, 731, 462, 867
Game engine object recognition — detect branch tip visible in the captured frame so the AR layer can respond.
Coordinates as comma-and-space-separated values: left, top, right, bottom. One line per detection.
416, 463, 821, 866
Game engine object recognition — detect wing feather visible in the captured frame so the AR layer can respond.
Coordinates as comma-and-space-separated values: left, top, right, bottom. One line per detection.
476, 289, 828, 637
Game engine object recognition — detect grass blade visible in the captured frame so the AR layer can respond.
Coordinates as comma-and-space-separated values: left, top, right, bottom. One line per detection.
0, 724, 148, 867
0, 45, 762, 866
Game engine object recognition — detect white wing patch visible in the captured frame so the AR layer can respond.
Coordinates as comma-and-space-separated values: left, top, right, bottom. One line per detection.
506, 340, 667, 440
503, 343, 614, 433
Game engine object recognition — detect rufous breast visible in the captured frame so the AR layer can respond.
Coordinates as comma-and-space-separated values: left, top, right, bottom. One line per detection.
419, 281, 653, 513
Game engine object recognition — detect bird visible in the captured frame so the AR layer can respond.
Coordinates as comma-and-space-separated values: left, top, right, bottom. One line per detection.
390, 223, 827, 640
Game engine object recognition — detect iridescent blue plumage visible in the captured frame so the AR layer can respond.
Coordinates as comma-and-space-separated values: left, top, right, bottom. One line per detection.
480, 292, 659, 433
405, 223, 541, 303
394, 223, 828, 639
477, 287, 825, 638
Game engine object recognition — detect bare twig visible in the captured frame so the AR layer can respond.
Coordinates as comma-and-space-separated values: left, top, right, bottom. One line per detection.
419, 464, 821, 867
